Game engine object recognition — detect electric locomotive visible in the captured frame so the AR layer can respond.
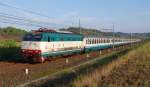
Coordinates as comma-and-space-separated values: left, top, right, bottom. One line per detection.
21, 28, 84, 62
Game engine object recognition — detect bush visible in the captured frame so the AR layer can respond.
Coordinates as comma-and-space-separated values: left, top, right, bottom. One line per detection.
0, 40, 21, 61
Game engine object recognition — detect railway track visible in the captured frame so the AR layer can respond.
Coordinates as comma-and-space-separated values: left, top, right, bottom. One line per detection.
0, 43, 139, 87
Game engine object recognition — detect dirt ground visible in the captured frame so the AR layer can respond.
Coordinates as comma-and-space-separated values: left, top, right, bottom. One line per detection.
0, 49, 110, 87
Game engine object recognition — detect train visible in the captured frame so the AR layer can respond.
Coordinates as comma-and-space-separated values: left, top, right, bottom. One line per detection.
21, 28, 141, 63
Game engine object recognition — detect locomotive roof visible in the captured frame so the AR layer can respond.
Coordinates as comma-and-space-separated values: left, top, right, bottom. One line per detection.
84, 36, 132, 39
31, 28, 83, 36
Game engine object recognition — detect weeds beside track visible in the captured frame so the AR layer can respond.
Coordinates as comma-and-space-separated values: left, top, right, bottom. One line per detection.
0, 40, 21, 61
72, 42, 150, 87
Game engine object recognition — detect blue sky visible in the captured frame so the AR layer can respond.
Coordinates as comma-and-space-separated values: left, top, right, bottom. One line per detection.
0, 0, 150, 33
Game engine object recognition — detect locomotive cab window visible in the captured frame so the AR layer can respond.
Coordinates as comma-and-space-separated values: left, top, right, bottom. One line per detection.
23, 34, 42, 41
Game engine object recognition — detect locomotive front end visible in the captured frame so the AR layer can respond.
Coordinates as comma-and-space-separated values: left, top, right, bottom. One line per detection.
21, 33, 44, 63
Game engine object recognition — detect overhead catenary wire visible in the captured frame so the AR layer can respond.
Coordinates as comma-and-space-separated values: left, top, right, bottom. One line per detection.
0, 12, 68, 28
0, 13, 60, 27
0, 18, 46, 28
0, 16, 52, 28
0, 2, 53, 19
0, 2, 69, 28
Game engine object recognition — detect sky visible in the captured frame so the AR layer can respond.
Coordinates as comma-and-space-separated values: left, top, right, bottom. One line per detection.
0, 0, 150, 33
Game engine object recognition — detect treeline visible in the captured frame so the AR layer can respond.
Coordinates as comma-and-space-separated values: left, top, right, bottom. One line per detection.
60, 27, 150, 39
0, 27, 27, 41
0, 26, 149, 40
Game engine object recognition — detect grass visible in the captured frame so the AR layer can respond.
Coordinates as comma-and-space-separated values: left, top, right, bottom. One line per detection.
71, 42, 150, 87
27, 45, 134, 87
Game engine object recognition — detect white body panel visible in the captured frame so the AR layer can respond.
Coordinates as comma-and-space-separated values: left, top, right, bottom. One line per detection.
21, 41, 41, 50
21, 41, 84, 53
21, 38, 140, 54
83, 37, 139, 48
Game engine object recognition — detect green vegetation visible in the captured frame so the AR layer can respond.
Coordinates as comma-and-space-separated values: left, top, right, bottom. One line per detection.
0, 40, 21, 61
0, 26, 27, 41
0, 27, 27, 60
71, 42, 150, 87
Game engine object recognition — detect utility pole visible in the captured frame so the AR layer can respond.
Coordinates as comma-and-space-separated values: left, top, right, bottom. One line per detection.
112, 24, 115, 51
79, 19, 81, 34
100, 24, 115, 51
130, 32, 132, 47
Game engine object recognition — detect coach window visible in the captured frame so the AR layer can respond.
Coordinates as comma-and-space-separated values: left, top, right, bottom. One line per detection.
88, 39, 89, 44
90, 39, 92, 44
92, 39, 94, 44
93, 39, 95, 44
107, 39, 110, 43
91, 39, 93, 44
103, 39, 105, 43
106, 39, 108, 43
86, 39, 88, 44
105, 39, 107, 43
99, 39, 100, 43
